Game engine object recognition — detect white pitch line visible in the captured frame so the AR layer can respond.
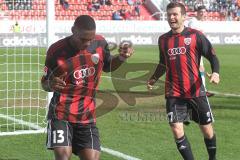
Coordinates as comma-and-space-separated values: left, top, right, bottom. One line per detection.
0, 129, 45, 136
0, 113, 43, 130
101, 147, 142, 160
208, 91, 240, 97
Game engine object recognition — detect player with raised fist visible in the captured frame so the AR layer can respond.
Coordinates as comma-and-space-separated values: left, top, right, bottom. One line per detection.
41, 15, 134, 160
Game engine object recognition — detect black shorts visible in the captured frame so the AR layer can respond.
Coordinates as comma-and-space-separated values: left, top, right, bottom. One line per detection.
166, 96, 214, 125
46, 119, 100, 155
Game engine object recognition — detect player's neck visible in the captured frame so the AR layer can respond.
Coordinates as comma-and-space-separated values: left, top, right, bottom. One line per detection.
69, 36, 80, 52
172, 26, 184, 34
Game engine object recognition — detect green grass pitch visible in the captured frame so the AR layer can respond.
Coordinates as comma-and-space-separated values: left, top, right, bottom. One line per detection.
0, 45, 240, 160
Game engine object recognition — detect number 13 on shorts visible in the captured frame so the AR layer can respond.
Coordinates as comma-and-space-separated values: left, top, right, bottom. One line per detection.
53, 130, 65, 144
46, 119, 71, 148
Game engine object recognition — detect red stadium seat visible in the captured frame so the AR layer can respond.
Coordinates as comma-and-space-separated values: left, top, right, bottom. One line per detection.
7, 0, 157, 21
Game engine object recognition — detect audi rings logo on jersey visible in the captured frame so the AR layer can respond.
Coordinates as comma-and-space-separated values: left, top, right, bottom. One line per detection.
73, 67, 96, 80
168, 47, 186, 56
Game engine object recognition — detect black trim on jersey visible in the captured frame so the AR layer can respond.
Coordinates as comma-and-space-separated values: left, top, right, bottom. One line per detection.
196, 32, 220, 74
76, 54, 87, 121
210, 56, 219, 73
85, 108, 94, 124
63, 58, 75, 120
174, 37, 185, 97
184, 33, 196, 97
77, 97, 85, 121
158, 37, 165, 65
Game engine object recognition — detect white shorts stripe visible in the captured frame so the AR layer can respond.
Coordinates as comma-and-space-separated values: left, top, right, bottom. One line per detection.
205, 95, 214, 122
90, 125, 94, 149
47, 120, 52, 148
66, 121, 70, 146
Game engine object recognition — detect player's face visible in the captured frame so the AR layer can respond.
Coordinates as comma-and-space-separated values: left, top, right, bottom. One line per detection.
167, 7, 185, 33
197, 9, 207, 21
71, 28, 96, 51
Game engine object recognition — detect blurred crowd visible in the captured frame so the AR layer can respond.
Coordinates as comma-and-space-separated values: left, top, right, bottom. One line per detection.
1, 0, 239, 21
181, 0, 240, 20
85, 0, 145, 20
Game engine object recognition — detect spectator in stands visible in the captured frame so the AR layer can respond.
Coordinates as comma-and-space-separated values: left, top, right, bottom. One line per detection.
235, 5, 240, 20
99, 0, 106, 5
12, 21, 21, 33
87, 2, 94, 11
122, 9, 132, 20
60, 0, 69, 10
118, 6, 133, 20
119, 8, 125, 15
112, 10, 123, 20
92, 0, 101, 11
134, 0, 142, 16
188, 5, 215, 97
106, 0, 112, 6
226, 10, 235, 20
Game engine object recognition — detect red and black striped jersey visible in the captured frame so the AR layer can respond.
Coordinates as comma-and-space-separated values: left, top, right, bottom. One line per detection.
43, 35, 111, 124
158, 27, 219, 98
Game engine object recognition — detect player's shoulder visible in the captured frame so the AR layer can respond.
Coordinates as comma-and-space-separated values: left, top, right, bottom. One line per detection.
47, 37, 68, 56
158, 31, 171, 41
93, 34, 108, 47
95, 34, 106, 41
186, 27, 204, 35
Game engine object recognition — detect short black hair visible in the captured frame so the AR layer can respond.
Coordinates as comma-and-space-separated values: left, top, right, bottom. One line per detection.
167, 2, 186, 15
197, 5, 206, 11
74, 15, 96, 30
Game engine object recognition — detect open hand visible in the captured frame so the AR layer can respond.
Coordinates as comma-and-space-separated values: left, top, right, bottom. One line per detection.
207, 72, 220, 84
49, 72, 67, 92
147, 79, 157, 90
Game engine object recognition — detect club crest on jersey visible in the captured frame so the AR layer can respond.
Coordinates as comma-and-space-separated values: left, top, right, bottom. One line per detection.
184, 38, 191, 45
91, 54, 99, 64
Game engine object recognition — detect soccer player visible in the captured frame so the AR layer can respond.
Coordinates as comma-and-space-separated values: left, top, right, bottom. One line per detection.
147, 2, 219, 160
188, 5, 215, 97
41, 15, 133, 160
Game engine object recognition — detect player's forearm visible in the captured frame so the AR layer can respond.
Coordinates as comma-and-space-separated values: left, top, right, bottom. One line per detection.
150, 63, 166, 80
209, 55, 220, 74
103, 55, 125, 72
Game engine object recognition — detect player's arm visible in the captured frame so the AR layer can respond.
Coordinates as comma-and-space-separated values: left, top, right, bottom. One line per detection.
147, 63, 166, 90
103, 41, 134, 72
197, 33, 220, 84
41, 50, 66, 92
147, 39, 166, 90
41, 72, 67, 92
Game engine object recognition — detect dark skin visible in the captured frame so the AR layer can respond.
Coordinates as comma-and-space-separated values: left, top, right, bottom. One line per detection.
41, 25, 134, 160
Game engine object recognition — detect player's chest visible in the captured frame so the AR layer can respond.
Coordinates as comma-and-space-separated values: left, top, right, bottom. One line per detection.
56, 50, 104, 85
163, 37, 196, 61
